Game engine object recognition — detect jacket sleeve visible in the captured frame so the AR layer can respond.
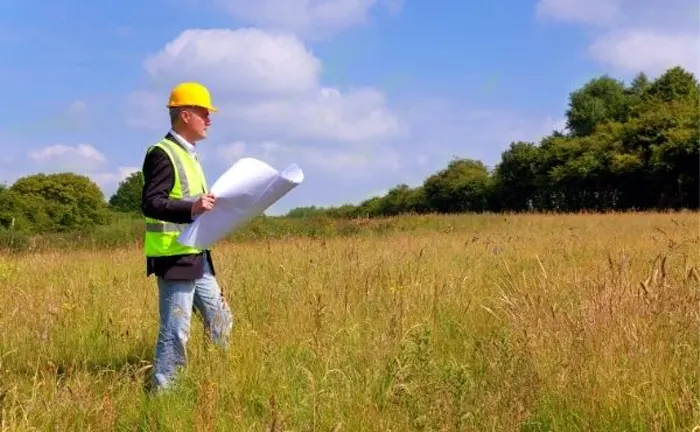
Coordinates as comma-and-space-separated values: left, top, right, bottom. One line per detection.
141, 147, 195, 224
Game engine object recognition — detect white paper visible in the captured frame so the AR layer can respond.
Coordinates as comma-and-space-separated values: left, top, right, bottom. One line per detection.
178, 157, 304, 249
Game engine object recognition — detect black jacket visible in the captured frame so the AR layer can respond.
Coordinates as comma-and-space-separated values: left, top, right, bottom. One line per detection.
141, 132, 215, 280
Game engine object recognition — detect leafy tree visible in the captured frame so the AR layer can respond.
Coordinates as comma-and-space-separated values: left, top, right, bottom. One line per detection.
326, 203, 363, 218
422, 158, 492, 213
643, 66, 699, 103
355, 197, 384, 217
286, 65, 699, 217
565, 75, 630, 137
626, 80, 699, 208
628, 72, 650, 94
9, 172, 108, 232
109, 171, 144, 213
377, 184, 427, 216
0, 188, 54, 233
492, 141, 542, 212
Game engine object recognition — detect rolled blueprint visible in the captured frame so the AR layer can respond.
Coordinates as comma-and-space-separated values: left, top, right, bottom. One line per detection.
178, 157, 304, 249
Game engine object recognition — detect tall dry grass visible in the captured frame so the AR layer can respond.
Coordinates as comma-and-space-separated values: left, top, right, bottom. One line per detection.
0, 212, 698, 431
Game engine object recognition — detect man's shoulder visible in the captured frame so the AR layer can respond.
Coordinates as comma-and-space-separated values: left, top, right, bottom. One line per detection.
144, 133, 177, 158
142, 137, 174, 176
147, 133, 185, 157
146, 135, 173, 152
144, 145, 168, 164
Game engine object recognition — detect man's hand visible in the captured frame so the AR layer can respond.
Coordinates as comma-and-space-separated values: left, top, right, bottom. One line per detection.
192, 193, 216, 217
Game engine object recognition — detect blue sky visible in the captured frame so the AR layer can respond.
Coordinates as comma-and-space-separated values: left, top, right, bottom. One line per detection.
0, 0, 697, 214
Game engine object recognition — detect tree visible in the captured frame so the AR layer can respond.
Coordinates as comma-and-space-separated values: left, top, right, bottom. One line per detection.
492, 141, 542, 212
624, 68, 700, 209
0, 188, 55, 233
272, 65, 700, 218
109, 171, 144, 213
422, 158, 492, 213
566, 75, 631, 137
643, 66, 699, 103
377, 184, 427, 216
9, 172, 108, 232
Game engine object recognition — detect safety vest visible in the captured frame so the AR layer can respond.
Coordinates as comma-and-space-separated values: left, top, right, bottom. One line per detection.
144, 137, 208, 257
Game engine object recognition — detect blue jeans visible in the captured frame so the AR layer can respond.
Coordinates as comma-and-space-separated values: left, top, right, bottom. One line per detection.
151, 257, 233, 391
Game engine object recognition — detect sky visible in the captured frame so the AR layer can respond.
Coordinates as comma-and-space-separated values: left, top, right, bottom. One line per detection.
0, 0, 698, 215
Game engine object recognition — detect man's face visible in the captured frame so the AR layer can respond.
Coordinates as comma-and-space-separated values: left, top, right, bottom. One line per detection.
181, 106, 211, 141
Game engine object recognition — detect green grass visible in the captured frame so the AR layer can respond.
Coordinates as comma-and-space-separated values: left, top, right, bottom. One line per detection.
1, 211, 698, 430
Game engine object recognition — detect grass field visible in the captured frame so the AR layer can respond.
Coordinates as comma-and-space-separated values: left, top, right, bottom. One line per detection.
0, 212, 698, 431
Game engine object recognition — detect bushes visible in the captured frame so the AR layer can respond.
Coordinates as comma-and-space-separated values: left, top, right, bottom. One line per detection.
0, 213, 445, 254
0, 227, 30, 252
0, 172, 110, 234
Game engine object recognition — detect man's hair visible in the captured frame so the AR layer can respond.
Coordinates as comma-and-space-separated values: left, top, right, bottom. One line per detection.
169, 107, 184, 126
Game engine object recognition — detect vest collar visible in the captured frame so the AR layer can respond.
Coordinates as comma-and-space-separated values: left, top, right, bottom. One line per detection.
165, 131, 197, 157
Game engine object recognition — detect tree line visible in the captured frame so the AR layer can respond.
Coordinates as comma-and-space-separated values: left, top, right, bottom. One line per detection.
286, 66, 699, 218
0, 65, 697, 236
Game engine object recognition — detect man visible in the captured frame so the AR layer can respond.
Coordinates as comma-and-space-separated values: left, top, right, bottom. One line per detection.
140, 81, 233, 392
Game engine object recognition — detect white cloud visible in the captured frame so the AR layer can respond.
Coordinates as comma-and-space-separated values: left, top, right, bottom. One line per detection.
213, 0, 403, 38
28, 144, 107, 171
308, 147, 402, 177
536, 0, 619, 26
589, 29, 699, 76
84, 166, 141, 199
541, 115, 568, 136
20, 144, 139, 198
127, 25, 561, 191
536, 0, 700, 76
396, 98, 566, 168
144, 28, 321, 95
129, 28, 404, 144
222, 87, 403, 142
217, 141, 247, 164
260, 141, 282, 154
214, 140, 401, 178
91, 166, 140, 188
308, 150, 368, 170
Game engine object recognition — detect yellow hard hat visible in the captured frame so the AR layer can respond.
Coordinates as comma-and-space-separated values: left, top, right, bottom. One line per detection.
166, 82, 218, 112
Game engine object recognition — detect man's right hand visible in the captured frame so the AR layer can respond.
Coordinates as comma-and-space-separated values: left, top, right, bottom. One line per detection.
192, 193, 216, 217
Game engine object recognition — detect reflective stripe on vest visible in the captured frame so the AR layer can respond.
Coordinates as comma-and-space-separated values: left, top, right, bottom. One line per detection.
143, 138, 207, 257
145, 222, 189, 232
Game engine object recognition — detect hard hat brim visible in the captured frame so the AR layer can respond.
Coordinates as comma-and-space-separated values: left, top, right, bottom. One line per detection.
167, 103, 218, 112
